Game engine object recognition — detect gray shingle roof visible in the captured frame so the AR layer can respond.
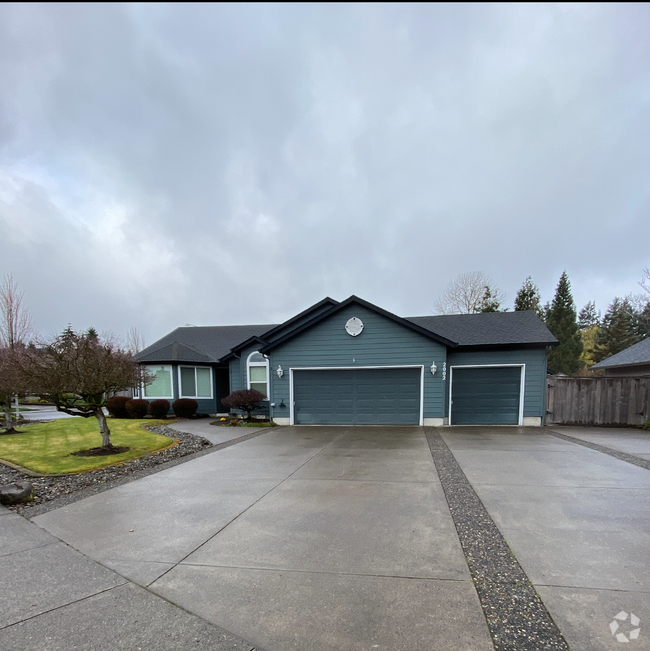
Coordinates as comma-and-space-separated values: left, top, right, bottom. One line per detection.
407, 310, 558, 347
592, 337, 650, 369
135, 324, 277, 364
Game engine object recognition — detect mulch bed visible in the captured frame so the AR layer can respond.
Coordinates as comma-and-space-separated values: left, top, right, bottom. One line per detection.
0, 424, 213, 516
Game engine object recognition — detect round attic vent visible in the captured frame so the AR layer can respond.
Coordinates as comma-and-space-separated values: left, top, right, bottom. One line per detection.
345, 317, 364, 337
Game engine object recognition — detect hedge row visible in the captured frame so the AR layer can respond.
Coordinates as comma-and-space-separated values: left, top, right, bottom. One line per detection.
106, 397, 198, 419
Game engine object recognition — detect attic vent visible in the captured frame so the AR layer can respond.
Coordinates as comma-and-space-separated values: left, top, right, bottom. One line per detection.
345, 317, 364, 337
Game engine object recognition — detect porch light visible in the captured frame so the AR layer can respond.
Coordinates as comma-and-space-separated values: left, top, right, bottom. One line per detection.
276, 365, 284, 378
430, 362, 437, 375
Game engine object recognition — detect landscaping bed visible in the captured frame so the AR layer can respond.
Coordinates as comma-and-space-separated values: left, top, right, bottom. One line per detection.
0, 424, 213, 515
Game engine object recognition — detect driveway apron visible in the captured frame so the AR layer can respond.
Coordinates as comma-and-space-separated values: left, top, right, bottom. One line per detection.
34, 426, 492, 651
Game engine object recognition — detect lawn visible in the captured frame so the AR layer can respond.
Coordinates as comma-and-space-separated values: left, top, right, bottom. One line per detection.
0, 418, 174, 475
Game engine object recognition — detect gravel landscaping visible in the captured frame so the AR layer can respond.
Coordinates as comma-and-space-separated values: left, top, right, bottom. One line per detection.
0, 424, 213, 516
425, 427, 570, 651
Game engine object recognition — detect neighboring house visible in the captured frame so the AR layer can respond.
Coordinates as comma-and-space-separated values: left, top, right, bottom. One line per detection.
591, 338, 650, 377
135, 295, 557, 426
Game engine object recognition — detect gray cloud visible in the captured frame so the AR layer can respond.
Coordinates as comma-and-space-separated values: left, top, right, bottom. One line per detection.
1, 3, 648, 344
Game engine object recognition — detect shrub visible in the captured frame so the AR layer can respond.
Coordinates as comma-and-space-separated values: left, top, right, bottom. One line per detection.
221, 389, 265, 421
125, 399, 149, 419
149, 399, 170, 419
106, 396, 130, 419
172, 398, 198, 418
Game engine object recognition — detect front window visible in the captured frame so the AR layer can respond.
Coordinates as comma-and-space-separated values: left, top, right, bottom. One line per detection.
144, 365, 173, 398
179, 366, 213, 398
247, 351, 269, 398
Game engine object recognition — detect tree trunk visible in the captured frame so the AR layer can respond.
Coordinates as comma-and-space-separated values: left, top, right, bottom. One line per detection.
95, 409, 113, 449
3, 395, 16, 434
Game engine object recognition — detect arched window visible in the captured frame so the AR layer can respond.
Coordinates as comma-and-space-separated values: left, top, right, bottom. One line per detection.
247, 351, 269, 398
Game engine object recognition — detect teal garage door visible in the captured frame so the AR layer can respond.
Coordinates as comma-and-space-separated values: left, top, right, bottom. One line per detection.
451, 367, 521, 425
293, 368, 421, 425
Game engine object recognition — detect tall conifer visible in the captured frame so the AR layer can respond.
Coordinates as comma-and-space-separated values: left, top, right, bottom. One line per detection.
546, 272, 583, 374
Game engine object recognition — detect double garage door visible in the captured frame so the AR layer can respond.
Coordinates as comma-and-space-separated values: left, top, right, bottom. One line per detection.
450, 366, 522, 425
293, 368, 421, 425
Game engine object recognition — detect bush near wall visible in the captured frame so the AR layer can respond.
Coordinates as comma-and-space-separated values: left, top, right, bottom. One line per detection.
106, 396, 130, 419
125, 399, 149, 419
172, 398, 198, 418
149, 399, 170, 419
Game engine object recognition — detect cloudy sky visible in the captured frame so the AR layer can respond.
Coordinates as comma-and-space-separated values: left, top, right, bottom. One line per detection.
1, 3, 648, 345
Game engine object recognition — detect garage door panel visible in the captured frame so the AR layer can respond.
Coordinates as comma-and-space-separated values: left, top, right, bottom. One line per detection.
451, 367, 521, 425
294, 368, 420, 425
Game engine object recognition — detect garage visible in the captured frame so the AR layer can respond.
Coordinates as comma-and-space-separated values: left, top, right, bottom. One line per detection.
292, 367, 421, 425
450, 366, 522, 425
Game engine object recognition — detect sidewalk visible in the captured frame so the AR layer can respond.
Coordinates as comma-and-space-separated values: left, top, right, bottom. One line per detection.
0, 504, 257, 650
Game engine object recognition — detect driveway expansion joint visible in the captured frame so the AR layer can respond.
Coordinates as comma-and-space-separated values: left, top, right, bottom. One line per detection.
425, 427, 570, 651
546, 427, 650, 470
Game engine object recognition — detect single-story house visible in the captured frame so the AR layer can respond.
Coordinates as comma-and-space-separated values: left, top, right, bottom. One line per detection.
134, 295, 558, 426
591, 337, 650, 377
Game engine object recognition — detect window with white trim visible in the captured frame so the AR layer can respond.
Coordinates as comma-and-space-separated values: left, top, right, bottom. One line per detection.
247, 351, 269, 398
144, 365, 173, 399
179, 366, 213, 399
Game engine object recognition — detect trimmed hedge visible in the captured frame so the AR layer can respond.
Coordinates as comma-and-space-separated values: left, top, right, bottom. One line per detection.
106, 396, 130, 419
172, 398, 198, 418
149, 399, 170, 419
125, 399, 149, 419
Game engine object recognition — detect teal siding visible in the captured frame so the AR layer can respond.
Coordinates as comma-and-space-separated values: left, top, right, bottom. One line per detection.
266, 303, 336, 343
266, 304, 447, 420
228, 345, 270, 417
446, 348, 548, 419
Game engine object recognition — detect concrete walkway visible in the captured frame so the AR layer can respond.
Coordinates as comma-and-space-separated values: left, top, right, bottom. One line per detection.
29, 426, 493, 651
442, 426, 650, 651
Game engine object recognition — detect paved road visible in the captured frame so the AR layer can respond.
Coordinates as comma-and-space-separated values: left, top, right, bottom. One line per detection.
2, 424, 649, 650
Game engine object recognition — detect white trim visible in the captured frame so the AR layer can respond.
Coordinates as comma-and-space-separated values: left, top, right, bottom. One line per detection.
448, 364, 525, 426
247, 351, 270, 399
289, 365, 424, 426
143, 364, 174, 400
178, 365, 214, 399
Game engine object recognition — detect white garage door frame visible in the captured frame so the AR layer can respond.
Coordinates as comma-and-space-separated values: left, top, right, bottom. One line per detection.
289, 365, 425, 426
448, 364, 526, 426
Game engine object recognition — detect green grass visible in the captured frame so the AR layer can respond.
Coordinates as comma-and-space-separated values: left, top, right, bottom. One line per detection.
0, 418, 174, 475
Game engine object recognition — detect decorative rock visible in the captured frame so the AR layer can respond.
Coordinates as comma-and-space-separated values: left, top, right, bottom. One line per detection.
0, 480, 34, 505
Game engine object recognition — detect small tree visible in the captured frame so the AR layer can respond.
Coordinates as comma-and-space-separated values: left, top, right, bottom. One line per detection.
23, 327, 150, 450
435, 271, 504, 315
479, 285, 502, 312
222, 389, 266, 422
514, 276, 542, 316
546, 271, 583, 375
0, 345, 31, 434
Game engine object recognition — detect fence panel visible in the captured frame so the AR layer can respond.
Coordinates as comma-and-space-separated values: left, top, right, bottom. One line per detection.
546, 376, 649, 426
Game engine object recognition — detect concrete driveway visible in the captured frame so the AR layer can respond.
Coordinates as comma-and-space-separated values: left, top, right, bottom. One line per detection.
31, 425, 492, 651
8, 424, 650, 650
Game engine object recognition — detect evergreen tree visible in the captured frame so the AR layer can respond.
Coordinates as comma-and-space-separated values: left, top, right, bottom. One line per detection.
546, 272, 583, 374
86, 326, 99, 340
578, 301, 600, 329
594, 297, 640, 362
479, 285, 501, 312
514, 276, 542, 316
635, 300, 650, 340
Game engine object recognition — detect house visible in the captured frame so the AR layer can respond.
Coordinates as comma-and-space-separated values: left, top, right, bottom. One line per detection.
134, 296, 558, 426
591, 337, 650, 377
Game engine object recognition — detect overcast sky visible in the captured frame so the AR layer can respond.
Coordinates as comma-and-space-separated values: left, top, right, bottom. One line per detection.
1, 3, 648, 345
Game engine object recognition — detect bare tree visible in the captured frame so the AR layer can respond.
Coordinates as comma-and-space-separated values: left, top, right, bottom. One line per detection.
640, 267, 650, 296
126, 326, 146, 354
23, 327, 151, 450
0, 345, 31, 434
434, 271, 504, 315
0, 274, 35, 432
0, 274, 35, 348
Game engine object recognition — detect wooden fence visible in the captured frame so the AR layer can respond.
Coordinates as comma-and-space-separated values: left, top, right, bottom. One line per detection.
546, 376, 650, 427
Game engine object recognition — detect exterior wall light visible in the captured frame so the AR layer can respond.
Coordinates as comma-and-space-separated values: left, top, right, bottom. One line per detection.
430, 362, 437, 375
276, 365, 284, 378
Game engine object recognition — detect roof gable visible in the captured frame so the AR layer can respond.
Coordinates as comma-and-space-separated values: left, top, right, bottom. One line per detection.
259, 295, 457, 354
136, 340, 214, 364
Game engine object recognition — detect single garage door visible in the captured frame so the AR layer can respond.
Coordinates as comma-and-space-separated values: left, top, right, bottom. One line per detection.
451, 366, 522, 425
293, 368, 421, 425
